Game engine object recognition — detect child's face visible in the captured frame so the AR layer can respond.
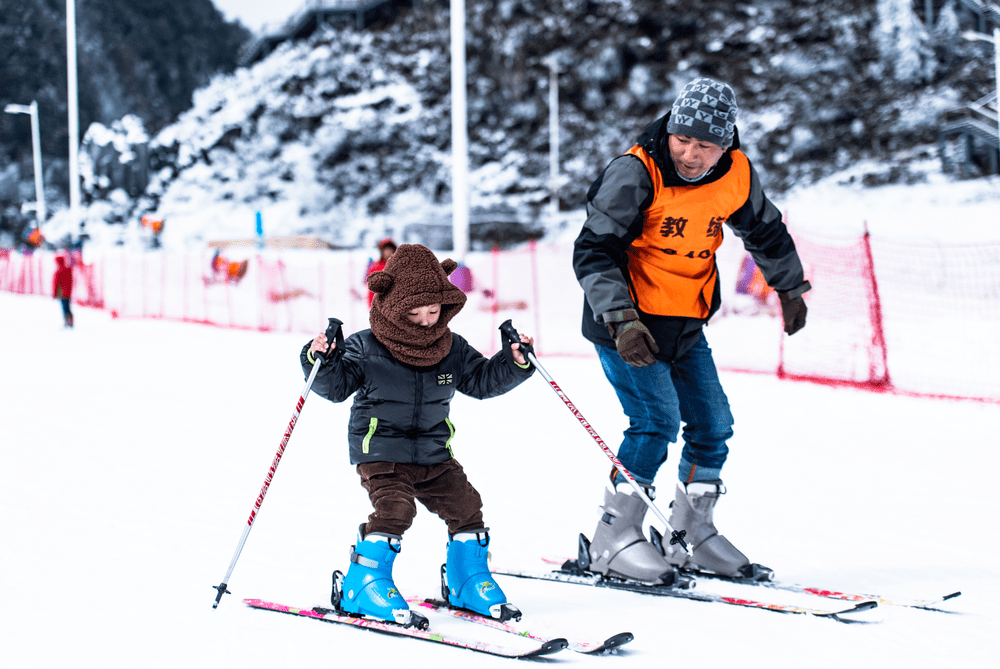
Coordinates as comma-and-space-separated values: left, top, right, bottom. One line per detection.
406, 304, 441, 327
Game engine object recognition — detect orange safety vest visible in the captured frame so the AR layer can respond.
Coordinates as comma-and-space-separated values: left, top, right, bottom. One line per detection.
624, 145, 751, 319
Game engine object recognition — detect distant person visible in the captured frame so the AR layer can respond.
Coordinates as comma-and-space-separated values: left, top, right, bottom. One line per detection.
365, 237, 396, 306
303, 244, 535, 627
573, 76, 811, 584
53, 254, 74, 328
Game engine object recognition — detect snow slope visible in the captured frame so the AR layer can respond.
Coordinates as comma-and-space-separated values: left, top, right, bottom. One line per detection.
2, 290, 997, 668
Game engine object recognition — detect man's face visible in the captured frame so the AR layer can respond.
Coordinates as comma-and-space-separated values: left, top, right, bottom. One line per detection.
406, 304, 441, 327
667, 134, 726, 180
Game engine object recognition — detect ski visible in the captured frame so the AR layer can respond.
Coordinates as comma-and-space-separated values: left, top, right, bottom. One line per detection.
752, 582, 961, 611
491, 568, 877, 623
243, 599, 569, 658
540, 557, 962, 611
407, 597, 634, 655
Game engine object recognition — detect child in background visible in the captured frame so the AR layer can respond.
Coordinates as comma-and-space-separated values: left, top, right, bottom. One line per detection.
52, 254, 74, 327
302, 244, 534, 627
365, 237, 396, 306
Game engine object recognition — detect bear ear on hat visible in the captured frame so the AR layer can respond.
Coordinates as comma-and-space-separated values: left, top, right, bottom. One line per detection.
441, 259, 458, 276
367, 271, 393, 295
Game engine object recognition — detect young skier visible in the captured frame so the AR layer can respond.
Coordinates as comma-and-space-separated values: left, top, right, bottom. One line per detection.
302, 244, 535, 627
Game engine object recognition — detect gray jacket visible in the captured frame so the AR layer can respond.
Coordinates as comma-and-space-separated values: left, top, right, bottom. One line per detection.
573, 113, 809, 361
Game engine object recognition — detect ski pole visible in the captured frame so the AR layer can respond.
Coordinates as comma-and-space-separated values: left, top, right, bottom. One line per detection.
212, 317, 344, 609
499, 319, 690, 555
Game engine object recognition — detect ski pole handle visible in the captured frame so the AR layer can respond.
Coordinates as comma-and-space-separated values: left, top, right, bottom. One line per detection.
499, 319, 535, 359
313, 317, 344, 363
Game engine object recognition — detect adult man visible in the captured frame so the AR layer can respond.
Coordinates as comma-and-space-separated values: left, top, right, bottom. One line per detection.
572, 77, 810, 583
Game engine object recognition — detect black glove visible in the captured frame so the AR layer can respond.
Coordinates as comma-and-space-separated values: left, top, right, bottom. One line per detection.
778, 284, 810, 335
604, 308, 659, 367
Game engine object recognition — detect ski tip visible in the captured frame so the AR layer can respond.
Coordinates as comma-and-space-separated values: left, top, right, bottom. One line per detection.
526, 638, 569, 657
943, 591, 962, 601
593, 632, 634, 654
827, 599, 883, 624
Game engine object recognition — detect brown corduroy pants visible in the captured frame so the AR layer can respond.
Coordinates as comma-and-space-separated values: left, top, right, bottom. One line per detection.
357, 458, 485, 537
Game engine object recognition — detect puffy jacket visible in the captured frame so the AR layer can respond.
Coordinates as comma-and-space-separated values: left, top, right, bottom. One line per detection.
301, 330, 533, 465
573, 113, 809, 361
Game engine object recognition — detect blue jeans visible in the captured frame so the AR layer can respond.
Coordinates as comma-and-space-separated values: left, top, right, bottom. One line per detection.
596, 332, 734, 487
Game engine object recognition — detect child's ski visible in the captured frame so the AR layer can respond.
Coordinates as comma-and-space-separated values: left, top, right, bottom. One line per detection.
243, 599, 568, 658
407, 597, 634, 655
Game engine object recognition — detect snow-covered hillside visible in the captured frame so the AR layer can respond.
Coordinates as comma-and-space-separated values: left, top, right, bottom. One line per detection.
37, 0, 997, 253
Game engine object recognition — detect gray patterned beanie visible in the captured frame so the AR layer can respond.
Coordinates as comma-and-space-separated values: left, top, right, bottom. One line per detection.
666, 77, 738, 148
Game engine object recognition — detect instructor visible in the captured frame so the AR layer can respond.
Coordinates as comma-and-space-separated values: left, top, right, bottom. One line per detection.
573, 77, 811, 583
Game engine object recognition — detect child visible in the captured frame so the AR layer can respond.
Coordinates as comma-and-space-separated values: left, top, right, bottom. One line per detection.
302, 244, 534, 627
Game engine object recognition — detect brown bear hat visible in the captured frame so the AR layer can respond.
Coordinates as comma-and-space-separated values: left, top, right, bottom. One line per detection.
367, 243, 468, 366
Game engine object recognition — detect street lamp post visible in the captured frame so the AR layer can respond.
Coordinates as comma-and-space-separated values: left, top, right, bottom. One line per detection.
4, 101, 47, 229
67, 0, 82, 233
450, 0, 468, 260
544, 55, 560, 228
962, 27, 1000, 162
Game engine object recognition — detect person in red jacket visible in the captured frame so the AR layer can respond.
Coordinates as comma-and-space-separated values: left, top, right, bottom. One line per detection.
365, 238, 397, 307
52, 254, 74, 327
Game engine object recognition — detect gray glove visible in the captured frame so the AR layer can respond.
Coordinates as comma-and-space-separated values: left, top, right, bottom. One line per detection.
604, 308, 659, 367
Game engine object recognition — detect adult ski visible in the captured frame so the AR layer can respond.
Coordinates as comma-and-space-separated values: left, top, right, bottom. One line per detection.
408, 597, 634, 655
491, 568, 877, 623
243, 599, 568, 658
540, 557, 961, 611
746, 581, 961, 611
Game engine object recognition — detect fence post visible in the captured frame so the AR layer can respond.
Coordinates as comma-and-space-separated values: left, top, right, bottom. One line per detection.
861, 222, 891, 389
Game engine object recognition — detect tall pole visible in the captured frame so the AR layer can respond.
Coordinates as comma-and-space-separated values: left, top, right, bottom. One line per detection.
66, 0, 81, 232
29, 102, 46, 227
450, 0, 468, 260
994, 28, 1000, 160
4, 102, 46, 229
545, 56, 559, 228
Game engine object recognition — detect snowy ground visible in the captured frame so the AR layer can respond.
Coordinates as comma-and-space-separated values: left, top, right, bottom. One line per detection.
2, 289, 997, 668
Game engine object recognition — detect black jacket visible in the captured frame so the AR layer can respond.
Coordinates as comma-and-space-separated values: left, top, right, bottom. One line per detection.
301, 330, 533, 465
573, 113, 808, 361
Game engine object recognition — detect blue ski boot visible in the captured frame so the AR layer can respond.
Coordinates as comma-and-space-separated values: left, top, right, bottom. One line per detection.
441, 529, 521, 622
332, 526, 427, 628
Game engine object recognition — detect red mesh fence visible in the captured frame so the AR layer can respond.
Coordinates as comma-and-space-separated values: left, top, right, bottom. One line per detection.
777, 231, 890, 390
0, 249, 103, 308
2, 235, 998, 403
865, 237, 1000, 400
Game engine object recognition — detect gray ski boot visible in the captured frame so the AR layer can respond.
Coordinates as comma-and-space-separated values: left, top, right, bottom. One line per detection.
580, 486, 682, 586
654, 481, 772, 581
